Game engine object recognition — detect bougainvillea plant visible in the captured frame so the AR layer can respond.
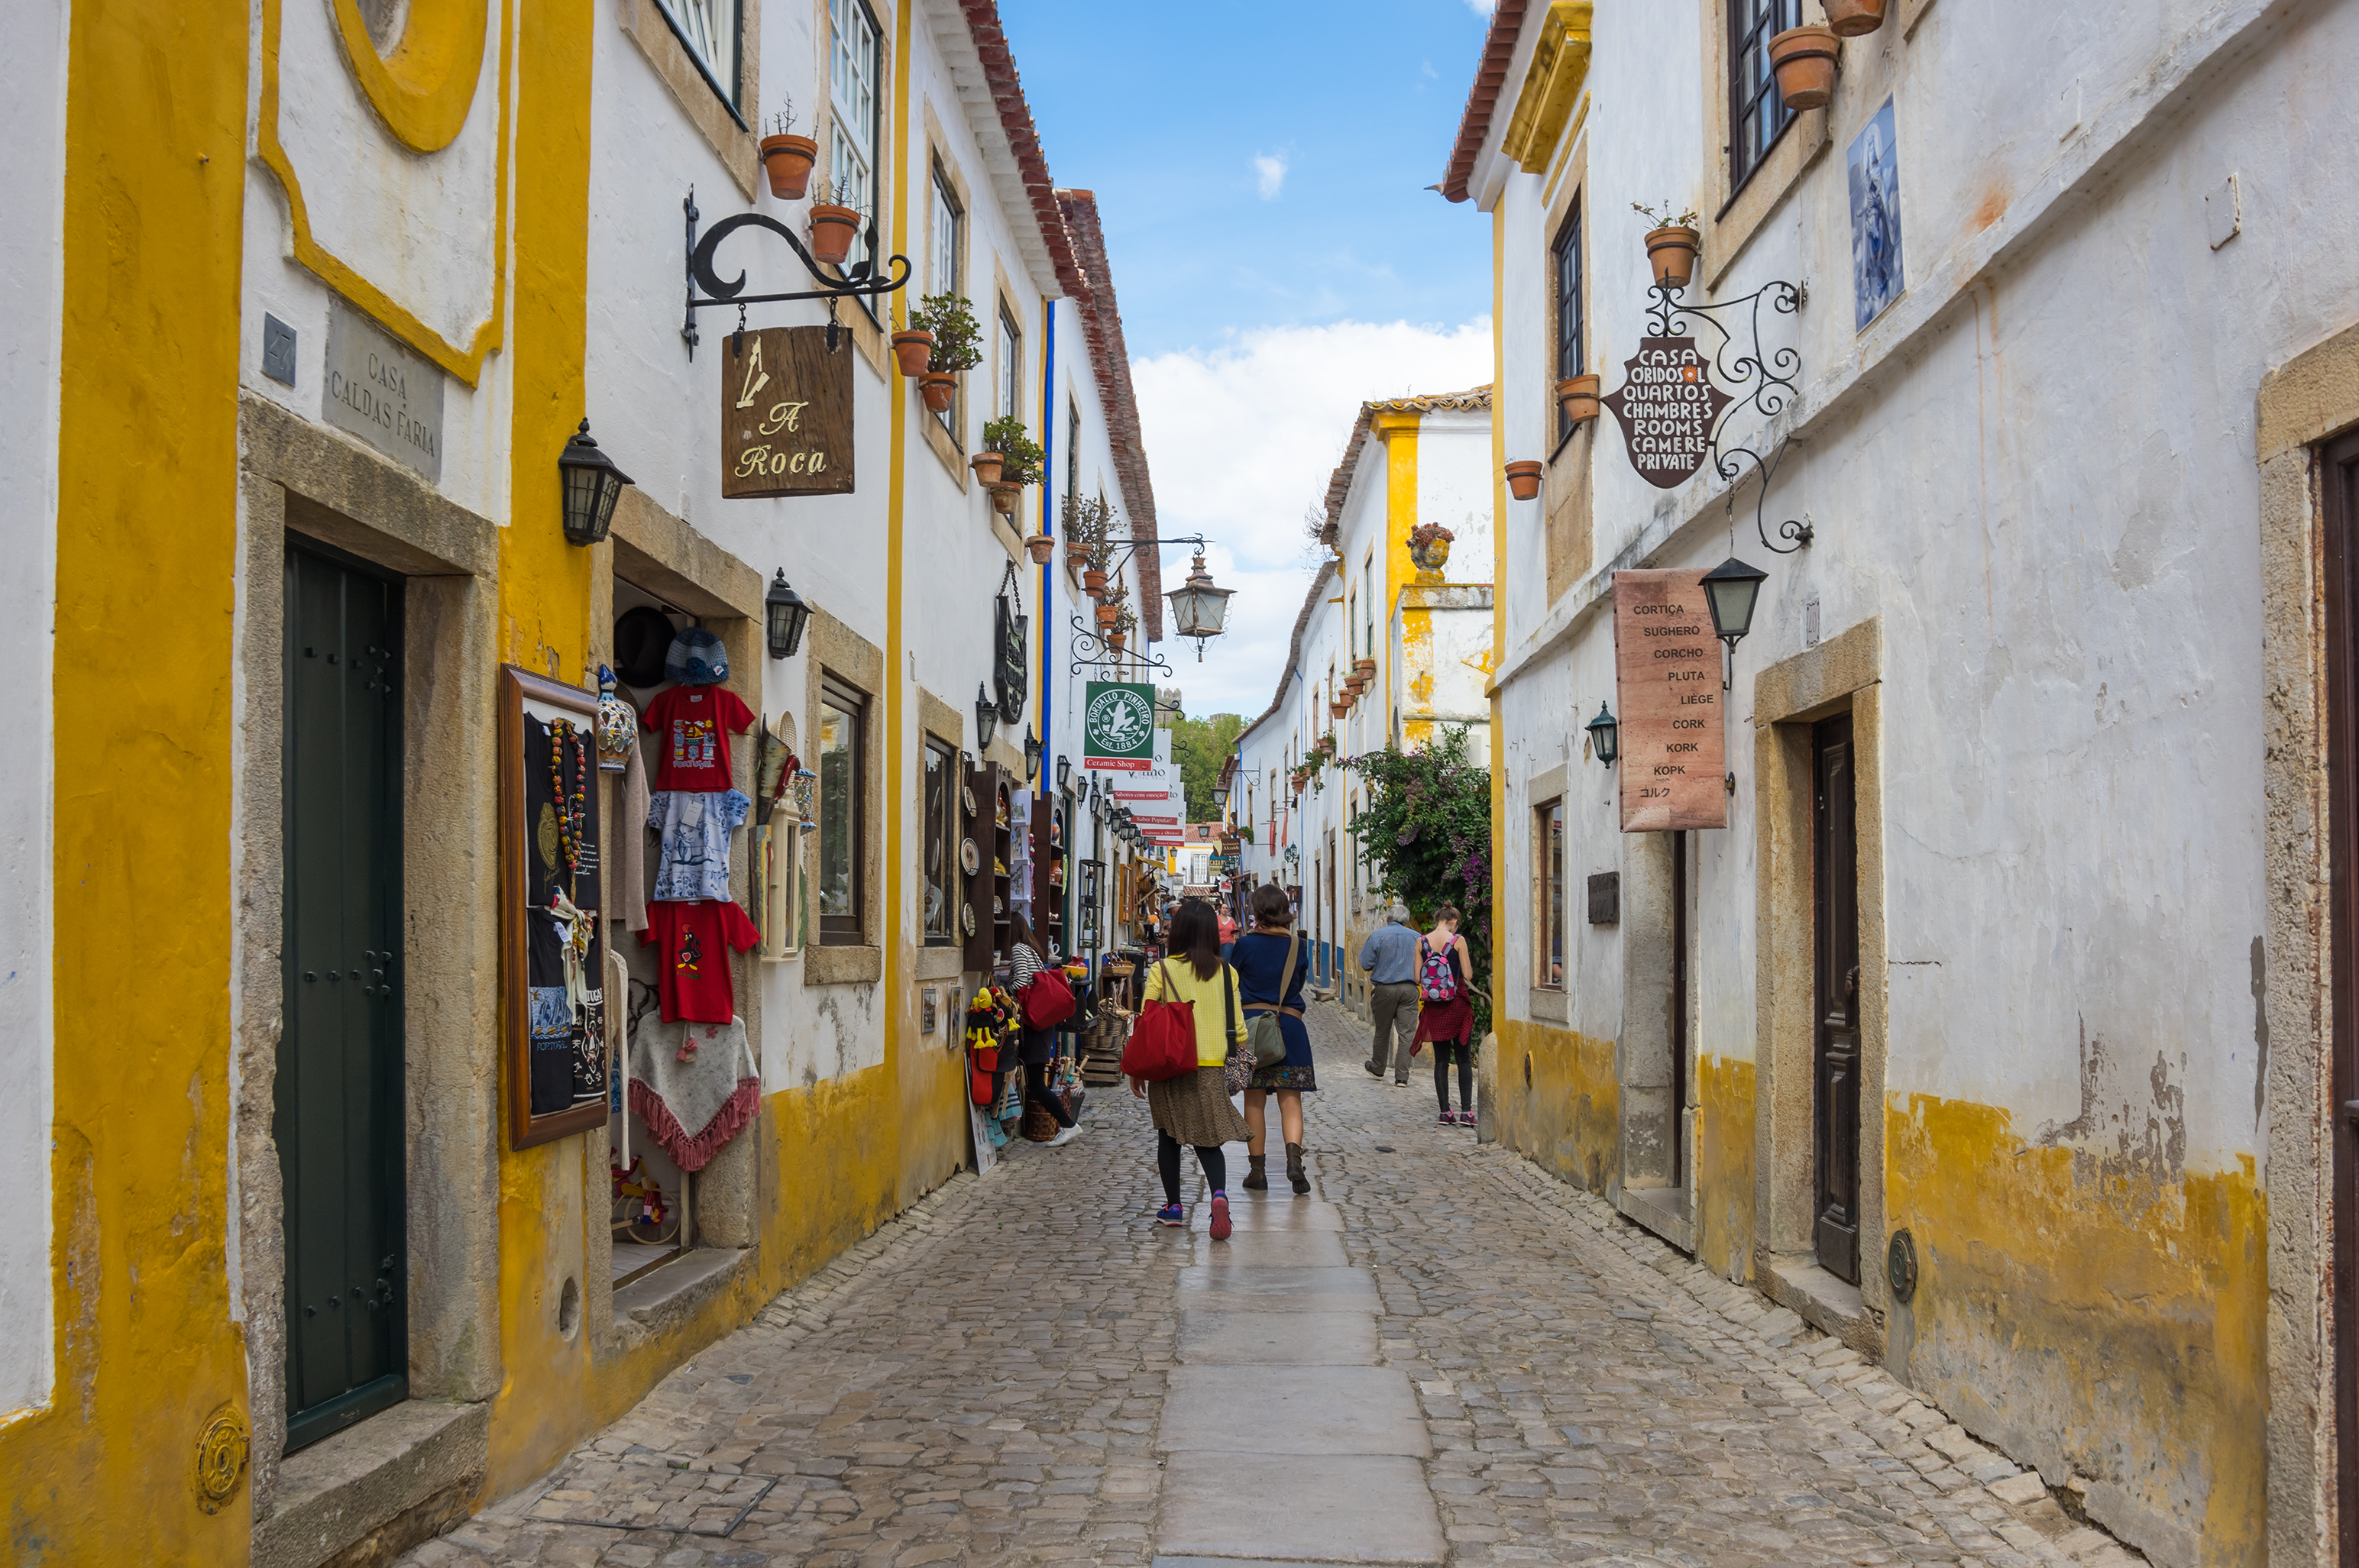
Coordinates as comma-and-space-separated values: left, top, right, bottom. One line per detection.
1345, 723, 1494, 1039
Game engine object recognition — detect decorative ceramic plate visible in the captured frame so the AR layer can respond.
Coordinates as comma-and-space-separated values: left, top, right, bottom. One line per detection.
962, 784, 976, 816
960, 838, 980, 875
963, 904, 977, 936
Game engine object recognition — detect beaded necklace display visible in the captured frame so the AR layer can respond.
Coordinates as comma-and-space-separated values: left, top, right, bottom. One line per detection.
548, 719, 588, 893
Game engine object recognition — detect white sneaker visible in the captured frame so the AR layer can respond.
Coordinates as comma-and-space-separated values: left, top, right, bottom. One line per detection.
1048, 1123, 1087, 1147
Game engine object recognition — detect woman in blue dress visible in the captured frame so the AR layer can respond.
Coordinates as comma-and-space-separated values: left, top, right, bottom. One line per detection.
1231, 881, 1317, 1195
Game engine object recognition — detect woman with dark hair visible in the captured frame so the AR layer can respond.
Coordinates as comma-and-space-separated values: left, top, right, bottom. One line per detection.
1232, 881, 1317, 1195
1414, 905, 1477, 1128
1008, 910, 1076, 1136
1130, 897, 1248, 1237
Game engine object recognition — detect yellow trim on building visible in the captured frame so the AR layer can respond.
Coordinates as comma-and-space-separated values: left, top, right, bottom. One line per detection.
329, 0, 491, 152
1372, 410, 1419, 732
1499, 2, 1593, 175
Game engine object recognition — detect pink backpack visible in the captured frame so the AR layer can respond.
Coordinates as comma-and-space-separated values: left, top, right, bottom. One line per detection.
1418, 937, 1460, 1003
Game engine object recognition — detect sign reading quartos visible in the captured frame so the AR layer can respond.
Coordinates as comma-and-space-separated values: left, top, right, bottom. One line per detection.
1611, 569, 1726, 832
721, 325, 853, 498
1600, 337, 1733, 490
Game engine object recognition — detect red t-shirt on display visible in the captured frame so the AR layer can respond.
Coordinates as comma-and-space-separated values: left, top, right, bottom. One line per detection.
642, 685, 755, 792
641, 900, 761, 1023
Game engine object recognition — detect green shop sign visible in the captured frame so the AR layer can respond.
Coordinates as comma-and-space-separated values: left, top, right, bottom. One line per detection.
1082, 681, 1156, 772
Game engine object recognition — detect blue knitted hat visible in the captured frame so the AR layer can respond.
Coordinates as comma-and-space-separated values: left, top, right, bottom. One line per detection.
664, 626, 729, 685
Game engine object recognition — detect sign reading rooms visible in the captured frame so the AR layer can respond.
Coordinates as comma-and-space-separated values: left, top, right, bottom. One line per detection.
1599, 338, 1732, 490
1610, 569, 1726, 832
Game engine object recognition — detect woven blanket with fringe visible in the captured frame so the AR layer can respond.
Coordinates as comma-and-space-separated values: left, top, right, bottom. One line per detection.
628, 1016, 759, 1172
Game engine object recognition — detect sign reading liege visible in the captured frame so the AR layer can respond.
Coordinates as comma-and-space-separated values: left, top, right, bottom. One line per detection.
1610, 569, 1726, 832
722, 326, 853, 498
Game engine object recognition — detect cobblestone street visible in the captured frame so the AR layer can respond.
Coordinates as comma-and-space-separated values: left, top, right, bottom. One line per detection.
406, 1005, 2141, 1568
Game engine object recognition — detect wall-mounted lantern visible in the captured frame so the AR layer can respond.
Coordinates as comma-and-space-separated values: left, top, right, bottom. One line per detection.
1700, 554, 1769, 687
1057, 755, 1072, 792
558, 419, 633, 546
1024, 725, 1043, 781
1586, 702, 1619, 768
765, 570, 811, 658
975, 684, 998, 750
1165, 551, 1235, 663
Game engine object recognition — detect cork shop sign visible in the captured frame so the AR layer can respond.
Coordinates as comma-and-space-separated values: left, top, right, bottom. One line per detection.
721, 326, 853, 498
1611, 569, 1726, 832
1600, 338, 1731, 490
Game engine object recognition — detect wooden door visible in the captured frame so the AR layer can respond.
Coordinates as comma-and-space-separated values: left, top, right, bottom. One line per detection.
279, 541, 406, 1451
2322, 426, 2359, 1568
1811, 714, 1861, 1283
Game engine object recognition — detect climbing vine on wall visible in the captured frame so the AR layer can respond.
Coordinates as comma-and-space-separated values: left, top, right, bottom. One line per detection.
1346, 724, 1493, 1039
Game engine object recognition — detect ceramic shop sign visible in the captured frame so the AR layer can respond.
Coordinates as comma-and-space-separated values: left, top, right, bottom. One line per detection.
722, 325, 853, 498
1082, 681, 1157, 772
1611, 569, 1726, 832
1599, 337, 1730, 490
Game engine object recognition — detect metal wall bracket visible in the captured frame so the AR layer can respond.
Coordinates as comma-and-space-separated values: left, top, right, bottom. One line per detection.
681, 188, 912, 358
1645, 277, 1813, 554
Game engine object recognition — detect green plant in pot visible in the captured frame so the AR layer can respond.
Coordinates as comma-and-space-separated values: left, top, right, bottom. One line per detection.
759, 97, 817, 201
907, 293, 980, 411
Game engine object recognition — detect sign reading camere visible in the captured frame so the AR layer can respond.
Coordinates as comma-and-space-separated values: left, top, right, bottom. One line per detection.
1600, 337, 1731, 491
721, 326, 853, 498
1610, 569, 1726, 832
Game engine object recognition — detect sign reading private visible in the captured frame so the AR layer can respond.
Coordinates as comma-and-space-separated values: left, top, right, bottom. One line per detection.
721, 326, 853, 498
1611, 569, 1726, 832
1600, 338, 1732, 490
1082, 681, 1157, 772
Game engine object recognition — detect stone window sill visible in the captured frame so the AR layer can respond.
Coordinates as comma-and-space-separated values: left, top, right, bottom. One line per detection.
807, 943, 883, 986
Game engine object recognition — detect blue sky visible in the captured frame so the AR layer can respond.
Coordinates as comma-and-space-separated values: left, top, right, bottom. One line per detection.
999, 1, 1503, 719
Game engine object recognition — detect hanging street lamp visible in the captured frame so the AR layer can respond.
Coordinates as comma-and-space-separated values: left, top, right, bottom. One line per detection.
558, 419, 633, 546
1024, 724, 1043, 781
1163, 551, 1236, 663
765, 570, 811, 659
1585, 701, 1620, 768
974, 684, 998, 750
1700, 556, 1768, 687
1057, 755, 1073, 792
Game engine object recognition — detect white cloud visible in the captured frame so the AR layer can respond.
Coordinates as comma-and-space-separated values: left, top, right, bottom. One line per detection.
1463, 0, 1495, 15
1129, 318, 1495, 719
1252, 151, 1288, 201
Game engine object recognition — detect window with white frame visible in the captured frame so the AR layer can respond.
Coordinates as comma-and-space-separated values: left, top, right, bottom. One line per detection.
929, 162, 962, 297
995, 305, 1023, 422
655, 0, 740, 112
829, 0, 882, 274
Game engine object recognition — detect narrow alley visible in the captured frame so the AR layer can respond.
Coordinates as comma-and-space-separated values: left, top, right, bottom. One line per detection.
401, 1006, 2129, 1568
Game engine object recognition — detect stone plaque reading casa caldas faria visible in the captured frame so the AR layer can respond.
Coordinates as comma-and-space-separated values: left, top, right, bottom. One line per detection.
721, 325, 853, 498
1600, 338, 1732, 490
1611, 569, 1726, 832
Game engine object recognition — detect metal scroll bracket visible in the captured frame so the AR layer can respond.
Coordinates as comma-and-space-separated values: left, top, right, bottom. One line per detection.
681, 188, 913, 359
1646, 276, 1814, 554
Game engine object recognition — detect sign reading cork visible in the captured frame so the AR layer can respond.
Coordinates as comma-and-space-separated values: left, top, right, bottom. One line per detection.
1611, 568, 1726, 832
721, 326, 853, 498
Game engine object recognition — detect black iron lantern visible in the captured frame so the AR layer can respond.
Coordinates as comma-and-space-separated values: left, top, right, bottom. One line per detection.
765, 570, 811, 659
1057, 754, 1072, 792
975, 684, 998, 749
1212, 779, 1229, 810
558, 419, 633, 546
1024, 725, 1042, 781
1165, 551, 1235, 662
1700, 555, 1769, 645
1586, 701, 1620, 768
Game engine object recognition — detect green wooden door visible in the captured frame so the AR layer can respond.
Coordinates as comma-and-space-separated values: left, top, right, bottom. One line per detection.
278, 542, 406, 1451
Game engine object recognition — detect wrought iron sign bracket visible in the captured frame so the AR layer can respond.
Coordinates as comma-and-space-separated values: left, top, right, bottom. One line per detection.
1643, 276, 1814, 555
1066, 533, 1211, 677
681, 188, 913, 359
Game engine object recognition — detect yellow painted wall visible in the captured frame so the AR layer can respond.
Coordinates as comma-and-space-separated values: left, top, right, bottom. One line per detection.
1886, 1094, 2267, 1568
4, 0, 254, 1559
1493, 1019, 1618, 1194
1692, 1056, 1755, 1280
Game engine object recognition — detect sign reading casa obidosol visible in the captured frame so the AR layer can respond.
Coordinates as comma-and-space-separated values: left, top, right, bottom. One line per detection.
1082, 681, 1157, 772
1600, 338, 1733, 490
1611, 569, 1726, 832
721, 325, 853, 498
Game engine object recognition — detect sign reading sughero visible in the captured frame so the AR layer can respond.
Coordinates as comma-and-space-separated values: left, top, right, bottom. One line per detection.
1611, 569, 1726, 832
722, 326, 853, 498
1082, 681, 1157, 772
1600, 338, 1733, 491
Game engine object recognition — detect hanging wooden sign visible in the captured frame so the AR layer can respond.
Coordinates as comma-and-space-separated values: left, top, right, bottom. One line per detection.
1611, 569, 1727, 832
1600, 337, 1732, 490
721, 325, 854, 498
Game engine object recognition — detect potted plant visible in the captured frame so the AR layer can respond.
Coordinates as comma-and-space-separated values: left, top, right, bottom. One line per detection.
1061, 490, 1105, 572
1109, 603, 1137, 651
1767, 24, 1840, 109
1557, 373, 1602, 425
971, 451, 1005, 487
1410, 520, 1458, 567
1354, 655, 1377, 679
989, 485, 1021, 518
759, 101, 818, 201
983, 416, 1046, 490
890, 327, 933, 379
907, 293, 980, 410
1823, 0, 1886, 34
807, 179, 864, 267
1503, 463, 1542, 503
1633, 201, 1702, 292
1024, 533, 1055, 564
1095, 603, 1119, 629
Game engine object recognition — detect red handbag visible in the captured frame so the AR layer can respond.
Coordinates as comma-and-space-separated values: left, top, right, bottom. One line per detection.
1022, 965, 1077, 1030
1119, 959, 1199, 1082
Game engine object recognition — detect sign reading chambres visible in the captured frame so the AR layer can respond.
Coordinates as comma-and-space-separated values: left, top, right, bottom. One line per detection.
1611, 569, 1726, 832
1600, 337, 1732, 490
721, 326, 853, 498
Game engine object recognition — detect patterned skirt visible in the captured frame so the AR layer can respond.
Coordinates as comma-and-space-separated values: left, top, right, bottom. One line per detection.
1147, 1065, 1251, 1148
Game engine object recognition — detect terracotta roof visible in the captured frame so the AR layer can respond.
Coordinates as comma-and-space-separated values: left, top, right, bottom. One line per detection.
1320, 386, 1493, 538
1440, 0, 1531, 203
1057, 189, 1164, 639
1238, 558, 1338, 746
953, 2, 1089, 300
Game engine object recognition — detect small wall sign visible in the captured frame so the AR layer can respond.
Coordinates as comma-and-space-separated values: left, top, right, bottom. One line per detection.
721, 325, 853, 498
324, 300, 445, 482
1600, 337, 1730, 490
1610, 569, 1727, 832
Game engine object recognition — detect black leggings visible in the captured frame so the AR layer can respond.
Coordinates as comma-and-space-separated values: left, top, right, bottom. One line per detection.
1157, 1130, 1228, 1205
1024, 1059, 1075, 1128
1432, 1035, 1474, 1112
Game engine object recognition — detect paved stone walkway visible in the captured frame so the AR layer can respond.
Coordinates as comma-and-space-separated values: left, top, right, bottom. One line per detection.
403, 1004, 2144, 1568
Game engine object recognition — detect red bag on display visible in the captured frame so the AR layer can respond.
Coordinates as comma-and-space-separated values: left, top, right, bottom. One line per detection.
1119, 960, 1199, 1082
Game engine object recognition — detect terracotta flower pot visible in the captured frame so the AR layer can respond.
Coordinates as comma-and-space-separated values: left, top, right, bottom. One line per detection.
1095, 604, 1119, 629
919, 373, 956, 412
807, 203, 861, 267
890, 328, 934, 378
1767, 25, 1839, 110
971, 451, 1005, 487
1065, 538, 1089, 567
1108, 632, 1128, 651
759, 134, 818, 200
1082, 568, 1107, 597
1504, 461, 1544, 501
989, 484, 1021, 518
1330, 702, 1349, 719
1024, 534, 1055, 565
1354, 657, 1377, 678
1645, 225, 1701, 291
1557, 373, 1602, 425
1822, 0, 1887, 35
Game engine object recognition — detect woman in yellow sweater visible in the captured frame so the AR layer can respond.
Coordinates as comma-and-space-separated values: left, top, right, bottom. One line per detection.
1130, 898, 1249, 1238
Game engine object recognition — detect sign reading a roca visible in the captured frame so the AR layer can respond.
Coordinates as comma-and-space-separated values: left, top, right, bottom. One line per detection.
1082, 681, 1156, 772
1611, 569, 1726, 832
722, 325, 853, 498
1600, 338, 1732, 490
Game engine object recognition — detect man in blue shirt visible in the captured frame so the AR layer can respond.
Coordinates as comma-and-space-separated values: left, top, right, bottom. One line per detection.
1360, 903, 1420, 1085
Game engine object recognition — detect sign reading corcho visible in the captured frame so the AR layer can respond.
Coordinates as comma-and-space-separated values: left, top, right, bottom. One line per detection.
721, 326, 853, 498
1600, 337, 1733, 490
1082, 681, 1157, 772
1611, 569, 1726, 832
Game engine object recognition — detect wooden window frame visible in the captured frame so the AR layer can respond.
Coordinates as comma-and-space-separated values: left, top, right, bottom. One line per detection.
828, 0, 883, 281
922, 735, 958, 946
1727, 0, 1801, 201
817, 676, 868, 946
1552, 199, 1585, 448
929, 160, 965, 438
995, 301, 1024, 424
1534, 797, 1566, 991
652, 0, 746, 120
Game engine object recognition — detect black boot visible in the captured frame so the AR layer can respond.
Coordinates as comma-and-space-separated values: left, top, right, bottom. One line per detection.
1242, 1154, 1267, 1191
1286, 1142, 1309, 1195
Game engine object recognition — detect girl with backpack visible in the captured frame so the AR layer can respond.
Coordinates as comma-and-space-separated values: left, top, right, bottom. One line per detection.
1127, 898, 1249, 1236
1009, 912, 1076, 1137
1413, 905, 1477, 1128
